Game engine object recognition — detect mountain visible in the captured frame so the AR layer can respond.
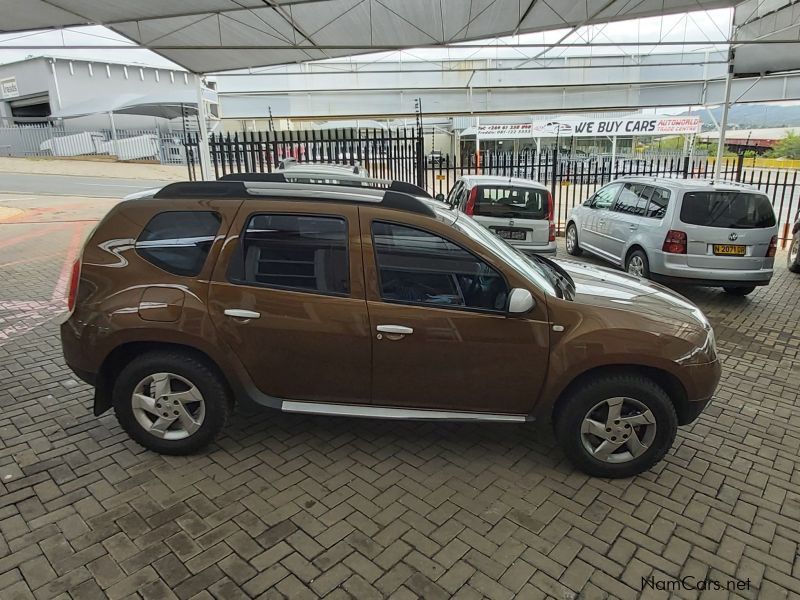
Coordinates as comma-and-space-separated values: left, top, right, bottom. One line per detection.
674, 104, 800, 130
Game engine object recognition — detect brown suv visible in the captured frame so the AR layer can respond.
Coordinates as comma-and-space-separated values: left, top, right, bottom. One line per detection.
61, 177, 721, 478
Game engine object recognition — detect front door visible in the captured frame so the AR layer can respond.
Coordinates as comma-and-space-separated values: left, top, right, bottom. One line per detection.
208, 201, 372, 404
360, 209, 550, 415
582, 182, 622, 260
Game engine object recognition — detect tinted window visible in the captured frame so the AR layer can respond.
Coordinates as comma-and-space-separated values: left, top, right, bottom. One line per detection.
445, 181, 462, 207
230, 214, 348, 295
474, 186, 548, 219
613, 183, 650, 216
372, 222, 508, 311
680, 192, 776, 229
592, 183, 622, 209
644, 187, 670, 219
136, 211, 220, 276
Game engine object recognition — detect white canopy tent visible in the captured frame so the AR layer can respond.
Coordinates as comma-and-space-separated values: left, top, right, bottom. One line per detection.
1, 0, 798, 178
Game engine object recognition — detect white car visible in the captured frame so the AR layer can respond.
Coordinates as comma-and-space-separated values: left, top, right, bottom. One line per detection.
566, 176, 778, 295
439, 175, 556, 255
277, 158, 369, 179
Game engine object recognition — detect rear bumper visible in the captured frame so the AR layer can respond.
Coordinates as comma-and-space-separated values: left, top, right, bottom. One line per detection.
649, 250, 773, 286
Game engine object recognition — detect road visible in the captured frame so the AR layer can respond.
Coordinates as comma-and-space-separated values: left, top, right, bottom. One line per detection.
0, 172, 169, 198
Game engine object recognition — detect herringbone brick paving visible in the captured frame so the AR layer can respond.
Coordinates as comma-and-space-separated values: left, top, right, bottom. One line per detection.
1, 197, 799, 599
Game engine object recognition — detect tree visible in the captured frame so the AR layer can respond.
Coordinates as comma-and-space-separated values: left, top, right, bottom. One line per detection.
767, 131, 800, 159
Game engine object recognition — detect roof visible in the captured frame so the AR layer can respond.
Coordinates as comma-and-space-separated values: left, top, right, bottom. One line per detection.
459, 175, 549, 190
698, 128, 799, 141
617, 176, 766, 193
0, 0, 737, 73
278, 159, 366, 177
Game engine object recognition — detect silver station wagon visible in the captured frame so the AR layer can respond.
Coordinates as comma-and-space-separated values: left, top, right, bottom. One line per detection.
566, 177, 778, 295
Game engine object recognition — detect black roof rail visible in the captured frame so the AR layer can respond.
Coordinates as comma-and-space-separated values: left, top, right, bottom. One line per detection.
150, 180, 436, 218
218, 172, 431, 198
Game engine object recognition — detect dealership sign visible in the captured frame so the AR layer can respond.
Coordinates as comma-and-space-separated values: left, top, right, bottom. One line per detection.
0, 77, 19, 99
477, 116, 701, 139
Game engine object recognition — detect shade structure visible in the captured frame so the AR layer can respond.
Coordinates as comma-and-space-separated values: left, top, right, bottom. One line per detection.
49, 90, 200, 119
0, 0, 738, 73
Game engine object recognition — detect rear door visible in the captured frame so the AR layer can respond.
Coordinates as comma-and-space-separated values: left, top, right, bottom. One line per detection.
471, 185, 551, 247
678, 190, 777, 270
207, 201, 372, 404
605, 183, 651, 262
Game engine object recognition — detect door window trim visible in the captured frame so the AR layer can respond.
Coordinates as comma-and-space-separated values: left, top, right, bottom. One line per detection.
227, 211, 353, 298
369, 219, 511, 316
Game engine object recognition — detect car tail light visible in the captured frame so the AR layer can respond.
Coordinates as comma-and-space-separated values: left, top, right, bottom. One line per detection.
546, 191, 555, 242
465, 186, 478, 216
67, 259, 81, 313
662, 230, 687, 254
767, 235, 777, 257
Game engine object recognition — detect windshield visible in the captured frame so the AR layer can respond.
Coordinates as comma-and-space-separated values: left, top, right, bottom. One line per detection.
680, 191, 776, 229
446, 211, 558, 297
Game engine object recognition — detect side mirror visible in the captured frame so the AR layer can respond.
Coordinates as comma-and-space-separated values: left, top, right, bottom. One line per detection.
508, 288, 535, 314
434, 193, 445, 202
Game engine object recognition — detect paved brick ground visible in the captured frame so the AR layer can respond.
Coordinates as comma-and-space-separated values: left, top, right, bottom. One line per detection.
1, 193, 800, 599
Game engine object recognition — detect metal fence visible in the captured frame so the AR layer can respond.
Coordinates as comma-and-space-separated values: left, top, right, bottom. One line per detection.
0, 125, 191, 165
186, 129, 800, 241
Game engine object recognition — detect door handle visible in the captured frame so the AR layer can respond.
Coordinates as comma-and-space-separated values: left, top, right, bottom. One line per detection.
224, 309, 261, 319
598, 219, 606, 225
629, 224, 638, 230
376, 325, 413, 338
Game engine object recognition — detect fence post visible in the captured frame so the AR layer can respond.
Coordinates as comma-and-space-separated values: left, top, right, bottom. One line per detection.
735, 153, 745, 182
416, 125, 425, 188
682, 155, 690, 179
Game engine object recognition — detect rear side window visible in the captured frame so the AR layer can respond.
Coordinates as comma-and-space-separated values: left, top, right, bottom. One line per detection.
136, 211, 220, 276
475, 186, 547, 219
645, 188, 670, 219
613, 183, 650, 216
680, 192, 776, 229
229, 214, 349, 295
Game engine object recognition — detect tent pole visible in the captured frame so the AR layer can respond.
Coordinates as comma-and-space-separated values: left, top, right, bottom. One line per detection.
195, 74, 213, 180
714, 49, 734, 180
108, 111, 119, 159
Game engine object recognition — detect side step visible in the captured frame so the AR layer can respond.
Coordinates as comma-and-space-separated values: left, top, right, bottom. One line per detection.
281, 400, 528, 422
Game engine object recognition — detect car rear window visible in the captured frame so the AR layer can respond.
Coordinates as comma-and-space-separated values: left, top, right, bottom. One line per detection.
475, 186, 547, 219
136, 211, 221, 276
680, 192, 776, 229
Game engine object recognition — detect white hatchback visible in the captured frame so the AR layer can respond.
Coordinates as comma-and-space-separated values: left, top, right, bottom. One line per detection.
440, 175, 556, 255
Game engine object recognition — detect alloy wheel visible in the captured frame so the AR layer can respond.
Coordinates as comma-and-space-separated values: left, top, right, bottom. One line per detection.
131, 372, 205, 440
580, 396, 657, 464
627, 256, 645, 277
566, 226, 576, 252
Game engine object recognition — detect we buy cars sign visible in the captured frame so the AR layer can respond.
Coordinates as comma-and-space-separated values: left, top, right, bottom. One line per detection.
477, 116, 701, 139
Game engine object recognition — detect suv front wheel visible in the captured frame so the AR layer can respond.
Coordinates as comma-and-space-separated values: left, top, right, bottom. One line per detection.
112, 351, 230, 455
555, 374, 678, 478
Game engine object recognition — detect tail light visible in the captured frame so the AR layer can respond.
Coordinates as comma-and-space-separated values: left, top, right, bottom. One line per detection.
662, 230, 687, 254
546, 191, 555, 241
767, 235, 777, 258
67, 259, 81, 313
465, 186, 478, 216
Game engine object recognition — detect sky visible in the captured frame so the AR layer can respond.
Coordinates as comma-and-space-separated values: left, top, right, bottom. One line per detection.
0, 9, 735, 71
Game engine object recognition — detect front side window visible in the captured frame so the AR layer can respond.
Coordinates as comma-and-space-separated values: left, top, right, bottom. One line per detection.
136, 211, 221, 276
592, 183, 622, 209
229, 214, 349, 295
372, 221, 508, 311
474, 186, 548, 219
445, 181, 463, 207
613, 183, 650, 216
679, 191, 776, 229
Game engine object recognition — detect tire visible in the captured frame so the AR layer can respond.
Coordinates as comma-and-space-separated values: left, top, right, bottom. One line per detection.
565, 223, 582, 256
625, 249, 650, 279
112, 351, 230, 455
788, 236, 800, 274
554, 374, 678, 478
723, 286, 756, 296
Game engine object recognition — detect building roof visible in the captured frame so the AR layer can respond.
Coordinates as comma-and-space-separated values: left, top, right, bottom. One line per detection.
698, 127, 799, 141
0, 0, 738, 74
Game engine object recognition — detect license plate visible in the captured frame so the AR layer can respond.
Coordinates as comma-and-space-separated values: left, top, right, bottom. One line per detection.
493, 228, 527, 241
712, 244, 746, 256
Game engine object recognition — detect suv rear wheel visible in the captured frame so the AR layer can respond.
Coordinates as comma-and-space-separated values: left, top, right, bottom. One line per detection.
565, 223, 582, 256
113, 351, 230, 455
554, 374, 677, 478
625, 249, 650, 279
